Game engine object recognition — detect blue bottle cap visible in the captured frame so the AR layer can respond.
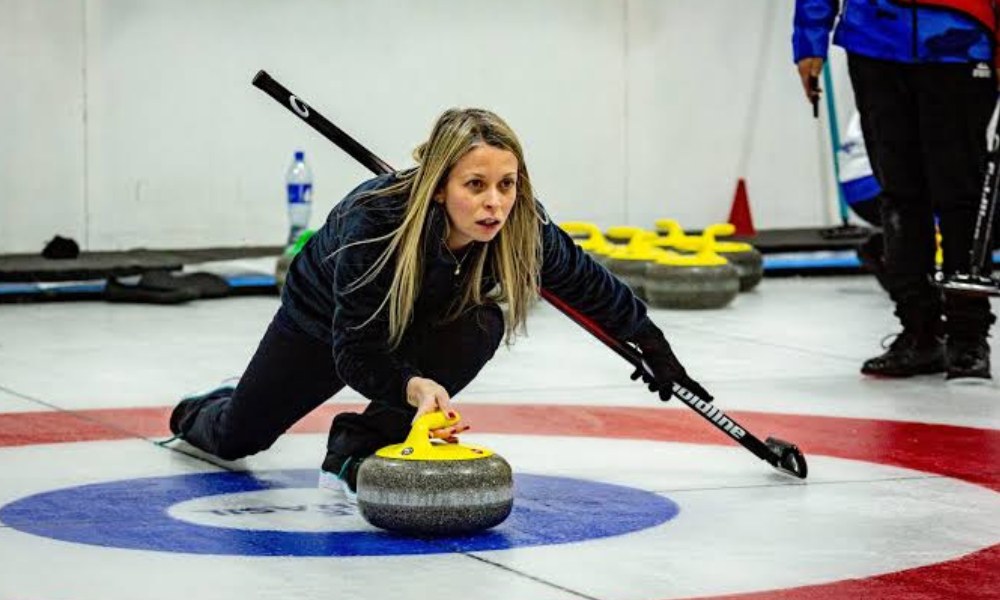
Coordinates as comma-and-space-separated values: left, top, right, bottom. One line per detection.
294, 151, 304, 161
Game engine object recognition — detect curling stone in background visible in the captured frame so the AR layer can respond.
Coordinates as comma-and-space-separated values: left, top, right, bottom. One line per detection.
559, 221, 614, 265
645, 251, 740, 309
604, 231, 667, 300
697, 223, 763, 292
654, 220, 763, 292
357, 411, 513, 536
275, 229, 315, 292
644, 232, 740, 309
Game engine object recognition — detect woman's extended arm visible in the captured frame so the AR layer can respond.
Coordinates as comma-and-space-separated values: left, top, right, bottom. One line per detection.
538, 208, 712, 401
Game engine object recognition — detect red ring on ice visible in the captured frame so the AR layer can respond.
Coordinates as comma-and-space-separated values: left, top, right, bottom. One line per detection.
1, 403, 998, 599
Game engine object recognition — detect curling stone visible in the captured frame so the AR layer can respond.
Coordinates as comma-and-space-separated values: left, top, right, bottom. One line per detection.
357, 411, 513, 536
644, 246, 740, 309
604, 231, 667, 300
560, 221, 614, 265
654, 220, 763, 292
274, 229, 315, 292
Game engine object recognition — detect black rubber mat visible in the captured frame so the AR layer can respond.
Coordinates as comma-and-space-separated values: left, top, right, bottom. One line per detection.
0, 246, 282, 283
729, 227, 876, 254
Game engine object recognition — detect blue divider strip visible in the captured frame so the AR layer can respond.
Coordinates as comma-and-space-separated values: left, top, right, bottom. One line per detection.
763, 252, 860, 270
0, 275, 277, 296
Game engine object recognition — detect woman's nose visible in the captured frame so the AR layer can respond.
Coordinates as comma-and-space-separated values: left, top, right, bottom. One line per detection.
484, 191, 500, 208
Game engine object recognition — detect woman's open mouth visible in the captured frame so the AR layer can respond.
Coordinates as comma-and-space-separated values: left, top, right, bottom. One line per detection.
476, 218, 502, 231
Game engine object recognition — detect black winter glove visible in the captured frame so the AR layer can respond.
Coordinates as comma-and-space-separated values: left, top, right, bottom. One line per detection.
630, 318, 713, 403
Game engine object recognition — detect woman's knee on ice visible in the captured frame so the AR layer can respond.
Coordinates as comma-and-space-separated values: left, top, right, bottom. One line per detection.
211, 433, 279, 461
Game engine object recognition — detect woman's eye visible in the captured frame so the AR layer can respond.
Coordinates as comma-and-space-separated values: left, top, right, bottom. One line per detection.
500, 179, 516, 191
466, 180, 485, 190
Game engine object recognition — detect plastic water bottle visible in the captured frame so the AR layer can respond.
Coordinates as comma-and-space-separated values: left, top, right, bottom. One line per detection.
285, 151, 313, 245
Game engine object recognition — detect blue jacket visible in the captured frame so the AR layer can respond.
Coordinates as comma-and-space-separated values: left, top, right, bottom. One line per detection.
281, 172, 648, 407
793, 0, 998, 65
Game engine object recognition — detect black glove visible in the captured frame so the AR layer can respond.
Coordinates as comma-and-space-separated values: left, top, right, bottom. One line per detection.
629, 318, 713, 403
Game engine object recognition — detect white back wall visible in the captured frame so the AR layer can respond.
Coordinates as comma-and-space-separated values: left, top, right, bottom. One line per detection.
1, 0, 855, 253
0, 0, 86, 253
627, 0, 853, 229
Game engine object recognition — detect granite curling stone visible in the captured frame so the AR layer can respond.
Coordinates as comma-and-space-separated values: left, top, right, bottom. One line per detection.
604, 229, 665, 300
644, 247, 739, 309
357, 411, 513, 536
654, 220, 763, 292
718, 244, 763, 292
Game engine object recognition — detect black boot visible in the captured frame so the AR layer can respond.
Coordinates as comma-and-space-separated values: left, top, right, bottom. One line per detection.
168, 384, 236, 436
861, 331, 946, 377
861, 306, 945, 377
946, 336, 992, 382
943, 294, 995, 382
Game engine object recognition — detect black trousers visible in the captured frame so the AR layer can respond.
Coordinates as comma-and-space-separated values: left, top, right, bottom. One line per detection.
179, 303, 504, 462
848, 53, 996, 337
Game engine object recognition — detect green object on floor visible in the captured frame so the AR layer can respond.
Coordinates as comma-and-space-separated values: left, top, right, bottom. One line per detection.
276, 229, 315, 291
286, 229, 315, 257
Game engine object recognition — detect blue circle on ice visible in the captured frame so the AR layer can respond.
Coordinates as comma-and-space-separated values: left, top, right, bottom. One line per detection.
0, 470, 679, 556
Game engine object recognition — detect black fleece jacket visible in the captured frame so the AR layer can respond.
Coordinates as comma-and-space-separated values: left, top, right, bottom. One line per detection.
281, 173, 648, 406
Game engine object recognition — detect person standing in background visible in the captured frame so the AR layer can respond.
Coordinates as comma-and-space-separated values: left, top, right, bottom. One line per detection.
793, 0, 998, 382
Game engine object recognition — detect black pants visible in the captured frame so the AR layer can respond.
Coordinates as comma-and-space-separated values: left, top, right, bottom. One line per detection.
848, 53, 996, 337
178, 303, 504, 462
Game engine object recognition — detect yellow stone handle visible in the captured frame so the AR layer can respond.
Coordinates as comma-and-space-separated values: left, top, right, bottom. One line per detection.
560, 221, 614, 255
603, 226, 657, 252
688, 224, 732, 259
559, 221, 602, 240
704, 223, 735, 241
654, 219, 684, 239
651, 220, 695, 250
605, 225, 649, 242
404, 410, 462, 452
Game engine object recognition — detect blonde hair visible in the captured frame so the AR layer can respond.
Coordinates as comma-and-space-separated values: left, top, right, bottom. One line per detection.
344, 108, 542, 348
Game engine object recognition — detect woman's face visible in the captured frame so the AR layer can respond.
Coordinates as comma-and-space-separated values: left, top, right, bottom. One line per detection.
437, 144, 518, 250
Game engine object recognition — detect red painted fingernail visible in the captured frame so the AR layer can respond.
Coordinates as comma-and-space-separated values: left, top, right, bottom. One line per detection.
448, 411, 457, 419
